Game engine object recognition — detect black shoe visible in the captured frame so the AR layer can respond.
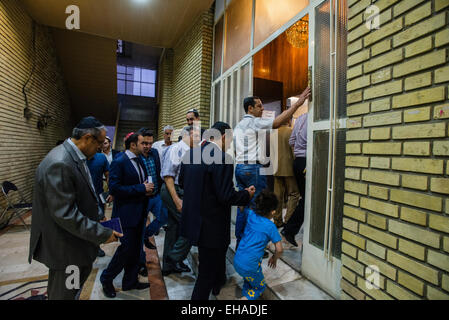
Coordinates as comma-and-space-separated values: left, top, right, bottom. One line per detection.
282, 230, 298, 247
161, 266, 183, 276
161, 257, 186, 276
123, 282, 150, 291
101, 280, 116, 298
177, 261, 191, 273
161, 269, 173, 277
138, 266, 148, 277
154, 230, 160, 236
144, 237, 157, 250
163, 225, 168, 231
98, 248, 105, 257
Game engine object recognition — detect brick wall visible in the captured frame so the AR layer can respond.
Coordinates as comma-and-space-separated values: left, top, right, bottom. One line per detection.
157, 5, 214, 140
0, 0, 72, 222
342, 0, 449, 300
115, 120, 155, 151
157, 49, 174, 140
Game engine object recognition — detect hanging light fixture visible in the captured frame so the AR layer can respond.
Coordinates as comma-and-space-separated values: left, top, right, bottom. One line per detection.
286, 19, 309, 48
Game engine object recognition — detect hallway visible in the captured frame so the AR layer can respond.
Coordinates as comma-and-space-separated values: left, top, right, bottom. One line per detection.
2, 0, 449, 302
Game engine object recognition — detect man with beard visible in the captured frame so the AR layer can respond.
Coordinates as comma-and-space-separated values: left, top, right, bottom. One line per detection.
100, 132, 153, 298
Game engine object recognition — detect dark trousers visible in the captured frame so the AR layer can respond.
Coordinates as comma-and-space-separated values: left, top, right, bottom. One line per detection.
47, 265, 92, 300
139, 194, 169, 267
284, 157, 306, 236
160, 184, 191, 271
139, 222, 147, 268
235, 163, 267, 248
100, 224, 143, 289
191, 246, 227, 300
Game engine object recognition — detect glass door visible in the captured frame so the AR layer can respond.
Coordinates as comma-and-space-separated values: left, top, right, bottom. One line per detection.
211, 59, 252, 128
301, 0, 347, 299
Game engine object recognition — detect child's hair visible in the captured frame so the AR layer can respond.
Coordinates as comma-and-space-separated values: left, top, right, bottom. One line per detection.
254, 190, 279, 217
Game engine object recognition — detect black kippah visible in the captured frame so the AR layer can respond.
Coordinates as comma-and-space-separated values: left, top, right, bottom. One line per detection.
76, 116, 103, 129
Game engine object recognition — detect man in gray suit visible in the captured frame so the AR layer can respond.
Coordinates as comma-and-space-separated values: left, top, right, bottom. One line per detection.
29, 116, 122, 300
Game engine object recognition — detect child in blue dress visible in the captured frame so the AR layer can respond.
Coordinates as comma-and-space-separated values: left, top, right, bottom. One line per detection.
233, 190, 284, 300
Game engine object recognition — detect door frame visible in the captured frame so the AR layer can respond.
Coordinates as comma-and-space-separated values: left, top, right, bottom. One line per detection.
301, 0, 347, 299
210, 0, 347, 299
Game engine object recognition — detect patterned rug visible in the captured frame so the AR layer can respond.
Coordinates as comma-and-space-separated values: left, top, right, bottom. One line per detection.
0, 267, 99, 300
0, 277, 48, 300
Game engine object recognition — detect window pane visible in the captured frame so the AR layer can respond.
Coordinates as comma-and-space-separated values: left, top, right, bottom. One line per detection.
232, 70, 238, 128
310, 130, 329, 249
141, 83, 155, 97
117, 73, 125, 80
214, 82, 221, 123
254, 0, 309, 48
142, 69, 156, 83
133, 67, 141, 82
133, 82, 141, 96
126, 67, 135, 81
126, 81, 134, 95
337, 0, 347, 119
117, 80, 126, 94
226, 75, 231, 124
224, 0, 252, 72
314, 0, 330, 122
239, 62, 250, 122
213, 17, 224, 81
117, 65, 126, 73
331, 129, 346, 258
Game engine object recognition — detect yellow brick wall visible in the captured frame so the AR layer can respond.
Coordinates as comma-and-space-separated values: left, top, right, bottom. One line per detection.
157, 49, 174, 140
157, 5, 213, 140
343, 0, 449, 300
0, 0, 72, 223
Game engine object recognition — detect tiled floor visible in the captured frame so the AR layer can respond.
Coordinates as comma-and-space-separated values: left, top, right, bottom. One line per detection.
0, 209, 332, 300
0, 216, 48, 285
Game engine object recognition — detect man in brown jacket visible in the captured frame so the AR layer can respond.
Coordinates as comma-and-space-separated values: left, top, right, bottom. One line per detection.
272, 119, 300, 228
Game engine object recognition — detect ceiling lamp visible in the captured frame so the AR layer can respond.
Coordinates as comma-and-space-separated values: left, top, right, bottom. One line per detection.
286, 19, 309, 48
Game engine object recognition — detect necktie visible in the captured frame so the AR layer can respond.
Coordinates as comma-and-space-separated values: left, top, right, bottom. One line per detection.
132, 158, 144, 183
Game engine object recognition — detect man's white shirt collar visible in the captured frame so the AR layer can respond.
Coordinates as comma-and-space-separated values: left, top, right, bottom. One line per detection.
125, 149, 138, 159
67, 138, 86, 161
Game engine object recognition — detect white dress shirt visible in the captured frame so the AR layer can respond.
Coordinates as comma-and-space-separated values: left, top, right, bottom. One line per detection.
125, 150, 146, 183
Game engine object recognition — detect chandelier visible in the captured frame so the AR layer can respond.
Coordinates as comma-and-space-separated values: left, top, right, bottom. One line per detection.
286, 19, 309, 48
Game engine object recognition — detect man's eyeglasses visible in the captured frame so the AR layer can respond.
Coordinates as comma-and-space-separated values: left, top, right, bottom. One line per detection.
91, 135, 105, 145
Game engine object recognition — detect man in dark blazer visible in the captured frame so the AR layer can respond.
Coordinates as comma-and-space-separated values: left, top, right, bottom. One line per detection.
29, 117, 121, 300
100, 132, 153, 298
179, 122, 255, 300
137, 128, 165, 242
136, 128, 166, 277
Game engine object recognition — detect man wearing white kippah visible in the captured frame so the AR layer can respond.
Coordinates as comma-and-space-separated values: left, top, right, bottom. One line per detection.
153, 125, 174, 158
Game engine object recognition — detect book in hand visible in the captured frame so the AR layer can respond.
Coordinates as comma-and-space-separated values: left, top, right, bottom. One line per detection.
99, 191, 109, 204
100, 218, 123, 234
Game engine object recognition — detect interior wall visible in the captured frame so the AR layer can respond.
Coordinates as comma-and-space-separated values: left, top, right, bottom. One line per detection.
253, 30, 308, 109
157, 5, 214, 136
0, 0, 72, 220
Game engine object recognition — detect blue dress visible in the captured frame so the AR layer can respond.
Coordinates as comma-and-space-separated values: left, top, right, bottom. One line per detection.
233, 209, 281, 299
